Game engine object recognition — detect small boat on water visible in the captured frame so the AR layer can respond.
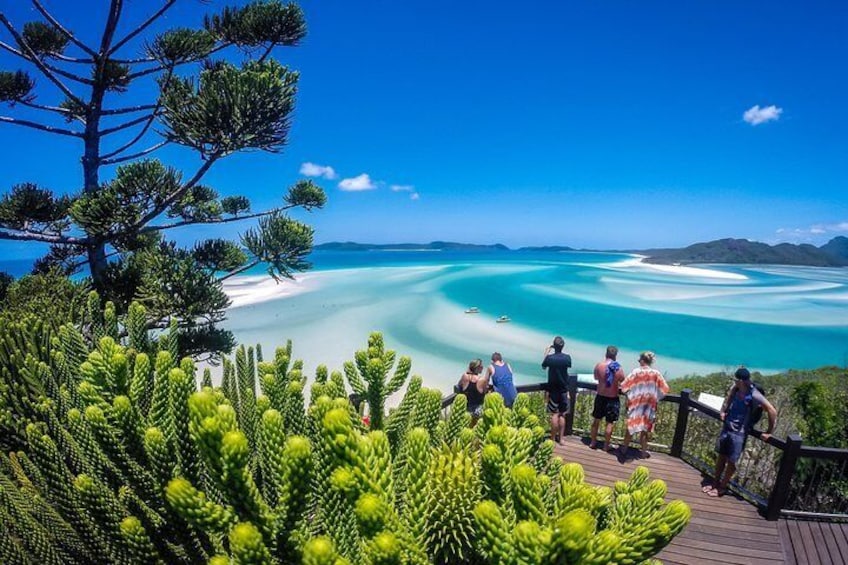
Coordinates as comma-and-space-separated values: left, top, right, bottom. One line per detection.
496, 315, 511, 323
464, 307, 480, 314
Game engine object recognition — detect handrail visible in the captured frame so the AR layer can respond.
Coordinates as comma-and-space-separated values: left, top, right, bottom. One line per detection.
443, 379, 848, 522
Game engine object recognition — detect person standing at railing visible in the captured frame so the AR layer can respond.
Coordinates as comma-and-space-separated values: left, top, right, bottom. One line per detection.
487, 352, 518, 408
703, 367, 777, 498
590, 345, 626, 452
542, 336, 572, 445
619, 351, 669, 460
456, 358, 488, 425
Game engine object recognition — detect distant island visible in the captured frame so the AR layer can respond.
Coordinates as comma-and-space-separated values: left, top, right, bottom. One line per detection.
643, 237, 848, 267
314, 241, 510, 251
315, 237, 848, 268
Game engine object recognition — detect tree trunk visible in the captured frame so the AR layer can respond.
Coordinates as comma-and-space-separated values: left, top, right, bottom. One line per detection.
83, 63, 107, 288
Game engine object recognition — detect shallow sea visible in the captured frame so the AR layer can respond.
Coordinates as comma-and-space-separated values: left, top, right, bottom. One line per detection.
221, 250, 848, 392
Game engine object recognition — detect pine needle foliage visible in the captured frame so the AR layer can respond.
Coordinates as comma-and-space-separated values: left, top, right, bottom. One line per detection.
0, 302, 690, 563
0, 0, 326, 360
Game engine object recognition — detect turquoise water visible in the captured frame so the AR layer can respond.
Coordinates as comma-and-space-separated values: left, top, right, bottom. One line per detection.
222, 250, 848, 391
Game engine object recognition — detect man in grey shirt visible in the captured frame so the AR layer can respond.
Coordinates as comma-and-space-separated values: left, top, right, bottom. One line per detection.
703, 367, 777, 497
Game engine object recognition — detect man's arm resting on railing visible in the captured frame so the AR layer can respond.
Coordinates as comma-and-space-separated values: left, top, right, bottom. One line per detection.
759, 399, 778, 442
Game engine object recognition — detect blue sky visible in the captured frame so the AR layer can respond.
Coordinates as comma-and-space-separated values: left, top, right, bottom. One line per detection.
1, 0, 846, 259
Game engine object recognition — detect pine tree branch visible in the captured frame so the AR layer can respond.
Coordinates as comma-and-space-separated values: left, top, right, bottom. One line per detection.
100, 68, 173, 160
0, 13, 87, 107
257, 43, 275, 63
101, 104, 157, 116
217, 260, 260, 282
134, 155, 221, 229
99, 113, 154, 136
0, 39, 93, 85
0, 115, 83, 137
108, 0, 176, 56
0, 227, 81, 244
31, 0, 98, 58
125, 43, 230, 81
110, 56, 157, 65
98, 0, 124, 55
140, 205, 298, 234
16, 99, 75, 118
52, 53, 94, 64
100, 140, 168, 165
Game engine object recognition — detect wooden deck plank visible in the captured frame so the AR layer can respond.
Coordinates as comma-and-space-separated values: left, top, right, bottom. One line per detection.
800, 520, 829, 564
825, 523, 848, 563
778, 520, 799, 565
811, 520, 836, 564
818, 522, 843, 564
556, 436, 787, 564
786, 520, 811, 565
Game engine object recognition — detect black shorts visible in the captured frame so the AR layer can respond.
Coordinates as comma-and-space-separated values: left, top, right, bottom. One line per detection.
547, 391, 569, 414
592, 395, 620, 423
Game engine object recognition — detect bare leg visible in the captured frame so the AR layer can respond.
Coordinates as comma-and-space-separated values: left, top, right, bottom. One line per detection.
715, 455, 727, 484
640, 431, 649, 455
604, 422, 615, 451
719, 461, 736, 491
590, 419, 600, 448
558, 414, 566, 440
549, 413, 558, 441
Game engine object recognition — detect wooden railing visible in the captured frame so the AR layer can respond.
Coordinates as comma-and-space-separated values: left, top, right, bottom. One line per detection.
444, 380, 848, 522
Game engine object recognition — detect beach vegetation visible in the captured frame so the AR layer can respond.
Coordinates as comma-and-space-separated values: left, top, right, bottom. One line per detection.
0, 1, 326, 359
0, 296, 691, 563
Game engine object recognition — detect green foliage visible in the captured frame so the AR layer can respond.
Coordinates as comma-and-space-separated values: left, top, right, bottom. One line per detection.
1, 0, 326, 361
161, 59, 299, 155
0, 322, 690, 563
0, 183, 72, 234
147, 28, 216, 64
0, 70, 34, 102
343, 332, 412, 431
21, 22, 69, 57
0, 269, 88, 327
205, 1, 307, 48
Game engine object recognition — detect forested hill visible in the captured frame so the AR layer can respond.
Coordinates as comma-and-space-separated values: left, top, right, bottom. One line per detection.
820, 236, 848, 262
314, 241, 510, 251
643, 237, 848, 267
314, 237, 848, 267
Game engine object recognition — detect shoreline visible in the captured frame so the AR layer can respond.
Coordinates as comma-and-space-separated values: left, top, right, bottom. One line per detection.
220, 262, 794, 388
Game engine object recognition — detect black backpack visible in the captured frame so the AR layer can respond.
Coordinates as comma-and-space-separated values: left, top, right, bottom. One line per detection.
748, 382, 766, 429
732, 382, 766, 430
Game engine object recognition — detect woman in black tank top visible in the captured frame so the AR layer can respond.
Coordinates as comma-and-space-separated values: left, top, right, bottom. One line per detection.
457, 359, 487, 424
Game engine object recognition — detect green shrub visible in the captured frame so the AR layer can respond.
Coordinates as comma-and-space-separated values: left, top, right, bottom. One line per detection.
0, 300, 690, 563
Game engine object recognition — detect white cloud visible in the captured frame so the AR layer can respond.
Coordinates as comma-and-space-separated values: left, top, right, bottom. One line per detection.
300, 162, 337, 179
410, 192, 420, 201
775, 221, 848, 239
743, 104, 783, 126
338, 173, 376, 191
390, 184, 414, 192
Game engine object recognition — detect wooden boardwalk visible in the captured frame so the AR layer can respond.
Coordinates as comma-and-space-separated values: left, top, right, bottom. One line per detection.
780, 519, 848, 565
555, 436, 789, 565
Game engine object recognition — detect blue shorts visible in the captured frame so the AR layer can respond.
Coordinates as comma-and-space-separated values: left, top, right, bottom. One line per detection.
716, 429, 747, 464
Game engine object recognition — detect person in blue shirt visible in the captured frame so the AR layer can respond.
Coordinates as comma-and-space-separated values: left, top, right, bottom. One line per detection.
703, 367, 777, 497
487, 352, 517, 408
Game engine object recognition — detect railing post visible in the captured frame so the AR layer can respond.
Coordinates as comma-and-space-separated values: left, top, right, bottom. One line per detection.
766, 433, 803, 521
565, 387, 577, 436
670, 389, 691, 458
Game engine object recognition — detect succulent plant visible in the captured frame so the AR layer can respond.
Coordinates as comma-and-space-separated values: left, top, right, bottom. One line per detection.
0, 295, 690, 564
